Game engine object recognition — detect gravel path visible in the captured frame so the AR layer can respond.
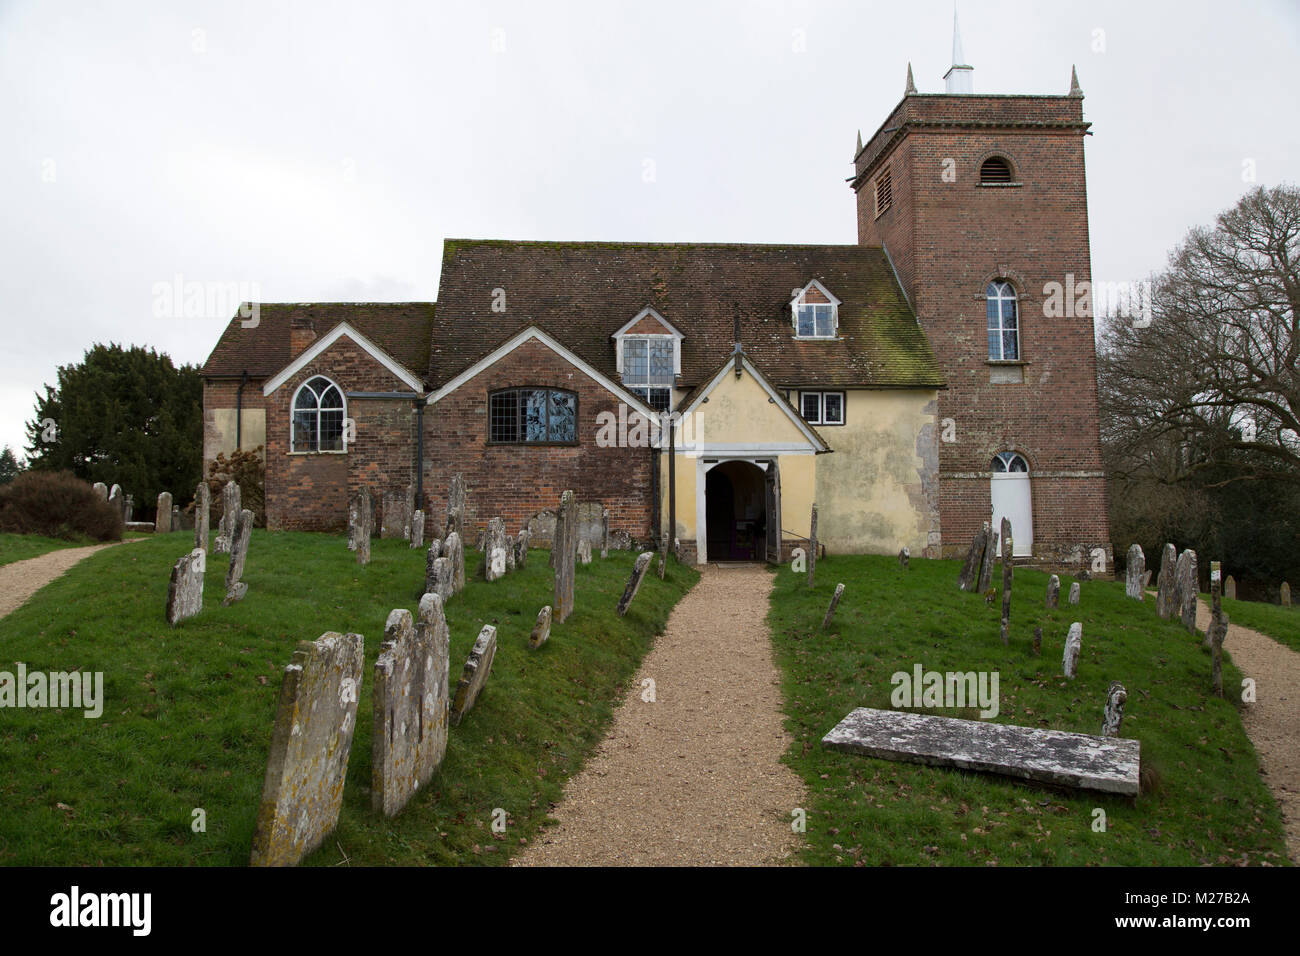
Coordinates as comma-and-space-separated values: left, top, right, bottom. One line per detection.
1197, 598, 1300, 863
0, 542, 129, 620
514, 564, 806, 866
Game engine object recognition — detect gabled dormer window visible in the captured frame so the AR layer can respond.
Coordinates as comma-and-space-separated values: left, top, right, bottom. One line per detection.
612, 307, 683, 413
791, 281, 841, 339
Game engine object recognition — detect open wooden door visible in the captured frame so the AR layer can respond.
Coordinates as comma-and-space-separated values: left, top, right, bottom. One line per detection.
764, 458, 781, 564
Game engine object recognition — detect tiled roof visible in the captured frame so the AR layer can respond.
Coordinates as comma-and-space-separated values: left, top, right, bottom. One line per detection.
201, 303, 435, 383
429, 240, 943, 390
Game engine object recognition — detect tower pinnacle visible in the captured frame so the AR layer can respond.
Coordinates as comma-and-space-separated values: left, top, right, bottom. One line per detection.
943, 7, 974, 94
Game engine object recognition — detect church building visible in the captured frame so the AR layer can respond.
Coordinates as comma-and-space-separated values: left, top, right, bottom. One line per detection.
201, 26, 1111, 569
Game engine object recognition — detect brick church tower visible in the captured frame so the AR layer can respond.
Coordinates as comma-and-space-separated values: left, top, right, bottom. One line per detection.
851, 15, 1111, 566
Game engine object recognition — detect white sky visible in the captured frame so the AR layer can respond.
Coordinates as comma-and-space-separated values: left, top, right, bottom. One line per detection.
2, 0, 1297, 457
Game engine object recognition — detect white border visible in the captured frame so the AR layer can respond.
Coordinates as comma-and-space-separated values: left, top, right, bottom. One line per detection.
263, 322, 424, 396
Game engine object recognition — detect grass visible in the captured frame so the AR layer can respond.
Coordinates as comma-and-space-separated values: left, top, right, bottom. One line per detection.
0, 532, 100, 567
0, 530, 696, 866
1221, 597, 1300, 653
768, 555, 1290, 866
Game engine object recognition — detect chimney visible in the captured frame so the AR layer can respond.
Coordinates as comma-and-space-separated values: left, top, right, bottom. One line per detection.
290, 315, 317, 355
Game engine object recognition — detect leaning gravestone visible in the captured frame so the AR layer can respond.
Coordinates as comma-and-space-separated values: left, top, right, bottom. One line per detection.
958, 522, 989, 592
1176, 549, 1199, 633
1063, 623, 1082, 679
529, 606, 552, 649
1102, 681, 1128, 737
483, 517, 508, 582
1125, 544, 1145, 600
1205, 561, 1224, 650
224, 508, 254, 605
1068, 581, 1081, 605
92, 481, 107, 500
165, 549, 205, 625
372, 596, 451, 817
155, 492, 173, 533
451, 625, 497, 726
822, 583, 846, 630
976, 522, 997, 594
409, 510, 424, 550
1045, 574, 1060, 609
616, 552, 655, 617
999, 518, 1013, 645
578, 539, 592, 565
215, 481, 241, 554
444, 531, 464, 594
553, 491, 578, 623
1155, 543, 1177, 619
807, 504, 818, 588
250, 632, 364, 867
445, 473, 466, 540
1225, 575, 1237, 601
194, 482, 211, 551
600, 507, 610, 559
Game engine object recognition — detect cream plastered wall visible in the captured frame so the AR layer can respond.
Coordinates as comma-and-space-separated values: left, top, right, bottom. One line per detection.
204, 408, 267, 464
810, 389, 939, 556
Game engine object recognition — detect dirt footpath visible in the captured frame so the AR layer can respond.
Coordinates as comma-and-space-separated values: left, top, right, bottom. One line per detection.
1198, 599, 1300, 863
514, 564, 806, 866
0, 542, 128, 621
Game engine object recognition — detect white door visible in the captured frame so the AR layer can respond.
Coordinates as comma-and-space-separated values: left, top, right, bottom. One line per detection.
990, 452, 1032, 557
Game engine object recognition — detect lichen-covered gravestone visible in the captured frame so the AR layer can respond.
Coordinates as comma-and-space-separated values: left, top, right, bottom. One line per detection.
1102, 681, 1127, 737
1176, 549, 1199, 633
553, 491, 578, 623
1068, 581, 1080, 605
998, 518, 1013, 645
409, 510, 424, 550
1205, 561, 1224, 650
445, 473, 466, 540
516, 529, 530, 568
424, 539, 443, 593
451, 625, 497, 726
250, 632, 364, 867
616, 551, 655, 617
165, 549, 205, 625
529, 606, 552, 649
427, 557, 453, 603
1155, 543, 1177, 619
483, 517, 508, 582
372, 595, 451, 816
976, 522, 997, 594
355, 489, 373, 566
223, 508, 254, 605
578, 538, 592, 565
215, 481, 241, 555
444, 531, 464, 594
1125, 544, 1145, 600
1045, 574, 1060, 609
194, 482, 211, 551
807, 504, 818, 587
822, 583, 846, 630
1062, 623, 1082, 679
155, 492, 173, 533
1225, 575, 1236, 600
958, 521, 990, 592
600, 507, 609, 559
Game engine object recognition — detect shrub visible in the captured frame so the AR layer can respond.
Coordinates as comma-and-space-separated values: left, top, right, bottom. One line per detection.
0, 470, 123, 541
203, 446, 266, 527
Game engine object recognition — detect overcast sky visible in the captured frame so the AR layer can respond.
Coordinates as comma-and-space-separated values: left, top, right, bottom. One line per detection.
2, 0, 1297, 457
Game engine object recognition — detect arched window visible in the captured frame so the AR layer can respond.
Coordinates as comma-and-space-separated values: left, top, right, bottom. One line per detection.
991, 451, 1028, 472
292, 376, 346, 452
986, 281, 1019, 361
980, 156, 1014, 184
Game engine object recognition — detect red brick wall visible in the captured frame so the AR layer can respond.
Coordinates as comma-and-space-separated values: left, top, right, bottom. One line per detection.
855, 93, 1111, 567
423, 336, 654, 541
264, 336, 417, 531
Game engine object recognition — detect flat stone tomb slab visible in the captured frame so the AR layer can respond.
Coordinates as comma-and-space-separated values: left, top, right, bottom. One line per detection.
822, 707, 1140, 796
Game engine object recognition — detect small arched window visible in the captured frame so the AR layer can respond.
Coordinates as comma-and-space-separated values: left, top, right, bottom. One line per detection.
980, 156, 1014, 184
986, 281, 1019, 361
991, 452, 1028, 473
292, 375, 346, 452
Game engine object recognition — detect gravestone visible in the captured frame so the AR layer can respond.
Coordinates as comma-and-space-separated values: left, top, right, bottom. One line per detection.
444, 531, 464, 594
371, 596, 451, 817
424, 539, 443, 592
1102, 681, 1127, 737
577, 539, 592, 565
1225, 575, 1237, 600
553, 491, 578, 623
807, 504, 818, 588
616, 551, 655, 617
1205, 561, 1223, 649
958, 522, 989, 592
224, 508, 254, 605
347, 494, 360, 551
249, 632, 364, 867
976, 523, 997, 594
600, 507, 610, 559
427, 557, 453, 603
1032, 626, 1042, 655
123, 493, 134, 523
445, 474, 466, 540
194, 481, 211, 551
529, 606, 552, 649
657, 553, 665, 579
451, 625, 497, 726
409, 510, 424, 550
108, 485, 125, 521
356, 490, 374, 566
1155, 543, 1177, 619
1125, 544, 1145, 600
1063, 623, 1082, 679
822, 583, 846, 630
1283, 582, 1292, 607
165, 549, 205, 625
1068, 581, 1081, 605
1045, 574, 1060, 609
216, 481, 241, 555
898, 547, 910, 570
381, 491, 409, 540
92, 481, 107, 500
155, 492, 173, 533
1211, 610, 1229, 697
483, 517, 508, 582
505, 527, 516, 572
516, 529, 530, 568
1176, 549, 1199, 633
658, 526, 669, 579
998, 518, 1013, 645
